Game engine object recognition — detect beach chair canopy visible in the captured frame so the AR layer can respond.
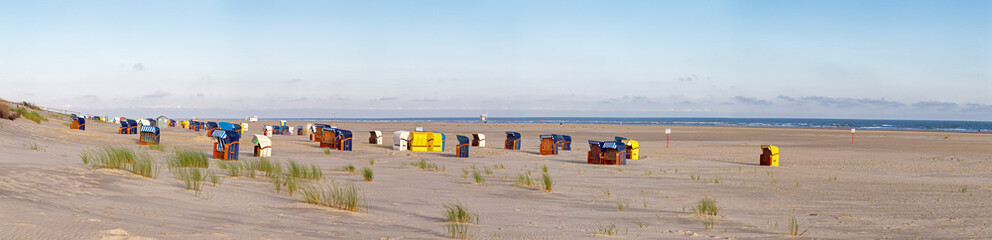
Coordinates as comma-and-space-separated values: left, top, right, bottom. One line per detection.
218, 122, 235, 131
338, 129, 352, 139
457, 135, 470, 144
126, 119, 137, 126
506, 131, 521, 139
141, 126, 159, 134
540, 135, 555, 139
602, 141, 626, 151
252, 134, 271, 147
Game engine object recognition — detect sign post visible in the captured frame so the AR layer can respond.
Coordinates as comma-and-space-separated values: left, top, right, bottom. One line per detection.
665, 128, 672, 148
851, 128, 856, 144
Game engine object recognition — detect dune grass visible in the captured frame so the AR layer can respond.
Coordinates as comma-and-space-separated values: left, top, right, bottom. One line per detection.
445, 223, 472, 239
169, 149, 209, 168
541, 164, 548, 173
12, 107, 47, 124
147, 144, 165, 151
412, 159, 444, 172
340, 164, 356, 173
361, 167, 374, 181
616, 198, 630, 211
542, 173, 552, 192
172, 167, 208, 195
693, 197, 719, 216
594, 223, 618, 236
442, 202, 479, 224
323, 148, 331, 155
702, 216, 716, 231
513, 171, 534, 188
287, 160, 322, 180
299, 181, 363, 212
271, 174, 300, 195
80, 145, 159, 178
27, 142, 42, 151
472, 170, 484, 184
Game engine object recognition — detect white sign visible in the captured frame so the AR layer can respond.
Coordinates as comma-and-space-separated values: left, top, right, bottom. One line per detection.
851, 128, 856, 133
415, 127, 424, 132
665, 129, 672, 134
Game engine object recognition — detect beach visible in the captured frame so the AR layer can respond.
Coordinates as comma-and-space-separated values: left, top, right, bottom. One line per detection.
1, 116, 991, 239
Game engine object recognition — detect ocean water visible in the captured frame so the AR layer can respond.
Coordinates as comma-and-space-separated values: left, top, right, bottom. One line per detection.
266, 117, 992, 133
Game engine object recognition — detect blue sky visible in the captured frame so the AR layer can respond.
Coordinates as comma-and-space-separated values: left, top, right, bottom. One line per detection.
1, 0, 990, 120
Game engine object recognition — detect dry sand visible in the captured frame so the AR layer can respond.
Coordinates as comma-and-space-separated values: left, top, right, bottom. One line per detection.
1, 115, 991, 239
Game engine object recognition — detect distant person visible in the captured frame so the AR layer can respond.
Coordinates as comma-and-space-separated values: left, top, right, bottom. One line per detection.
559, 122, 563, 127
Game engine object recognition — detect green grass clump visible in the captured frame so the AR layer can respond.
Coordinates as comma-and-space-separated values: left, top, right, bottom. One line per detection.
254, 157, 281, 178
340, 164, 356, 173
542, 173, 553, 192
616, 198, 630, 211
13, 107, 47, 124
361, 167, 374, 182
541, 164, 548, 173
27, 143, 42, 151
702, 216, 716, 231
172, 167, 208, 195
299, 181, 363, 212
286, 160, 322, 180
493, 163, 505, 169
594, 223, 617, 236
272, 174, 300, 195
446, 223, 472, 239
514, 171, 534, 188
472, 170, 484, 184
483, 167, 492, 175
219, 161, 254, 178
442, 202, 479, 224
412, 159, 444, 172
80, 145, 159, 178
693, 197, 719, 216
323, 148, 331, 155
169, 149, 209, 168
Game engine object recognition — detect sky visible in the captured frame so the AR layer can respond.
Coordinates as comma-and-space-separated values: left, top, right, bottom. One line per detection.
1, 0, 990, 120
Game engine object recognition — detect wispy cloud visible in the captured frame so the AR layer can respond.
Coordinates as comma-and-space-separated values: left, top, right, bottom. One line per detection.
778, 95, 904, 108
142, 91, 170, 99
132, 62, 146, 71
678, 74, 698, 82
732, 96, 772, 105
912, 101, 957, 111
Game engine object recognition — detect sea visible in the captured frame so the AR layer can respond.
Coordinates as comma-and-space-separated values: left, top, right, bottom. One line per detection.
260, 117, 992, 133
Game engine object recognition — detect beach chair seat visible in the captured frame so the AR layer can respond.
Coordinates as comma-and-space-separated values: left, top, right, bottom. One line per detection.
139, 126, 160, 145
760, 145, 779, 166
211, 130, 240, 160
456, 135, 470, 158
393, 131, 410, 151
369, 130, 382, 144
471, 133, 485, 147
320, 127, 338, 148
540, 135, 557, 155
504, 131, 521, 150
252, 134, 272, 157
336, 129, 353, 151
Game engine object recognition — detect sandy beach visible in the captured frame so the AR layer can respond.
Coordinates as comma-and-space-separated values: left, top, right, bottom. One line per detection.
1, 115, 991, 239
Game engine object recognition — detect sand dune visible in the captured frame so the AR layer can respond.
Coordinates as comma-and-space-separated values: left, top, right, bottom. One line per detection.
1, 116, 990, 239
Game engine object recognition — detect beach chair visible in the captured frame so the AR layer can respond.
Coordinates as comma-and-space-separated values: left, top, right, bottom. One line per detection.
336, 129, 353, 151
211, 129, 240, 160
760, 145, 779, 166
427, 132, 445, 152
320, 127, 338, 149
601, 141, 627, 165
456, 135, 470, 158
393, 131, 410, 151
297, 126, 304, 136
192, 121, 202, 132
119, 120, 130, 134
623, 139, 639, 160
70, 117, 85, 130
312, 125, 324, 142
369, 130, 382, 144
408, 132, 429, 151
139, 126, 160, 145
559, 135, 571, 150
283, 126, 292, 135
303, 124, 313, 136
127, 119, 138, 134
540, 135, 558, 155
587, 141, 603, 164
504, 132, 521, 150
252, 134, 272, 157
146, 118, 157, 128
280, 120, 287, 127
471, 133, 485, 147
262, 125, 273, 137
205, 122, 219, 136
